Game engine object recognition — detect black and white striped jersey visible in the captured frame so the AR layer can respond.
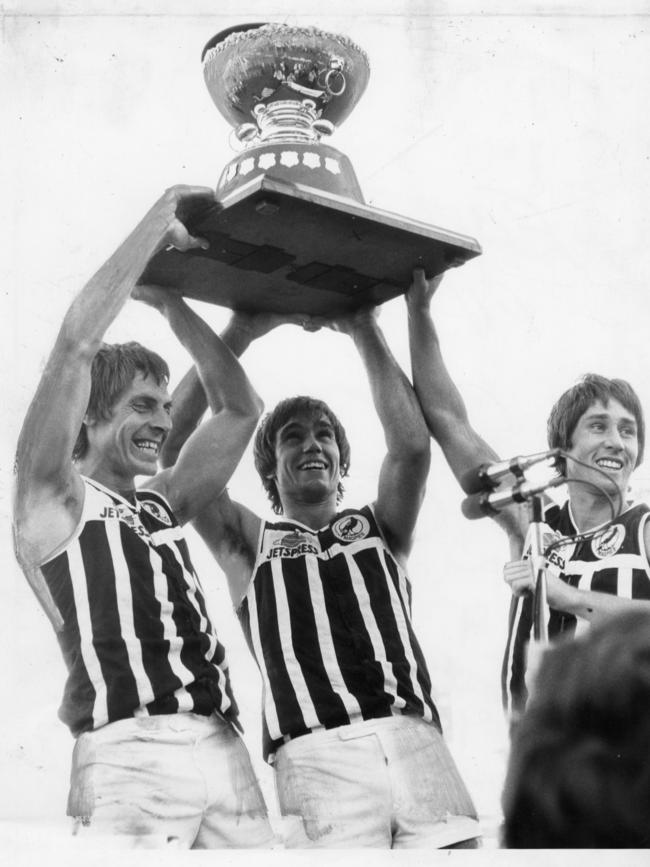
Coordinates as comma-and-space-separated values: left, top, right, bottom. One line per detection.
40, 477, 239, 735
502, 500, 650, 716
237, 504, 440, 761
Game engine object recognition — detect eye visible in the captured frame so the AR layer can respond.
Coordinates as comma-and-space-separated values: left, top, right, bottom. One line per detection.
590, 421, 605, 432
132, 402, 149, 413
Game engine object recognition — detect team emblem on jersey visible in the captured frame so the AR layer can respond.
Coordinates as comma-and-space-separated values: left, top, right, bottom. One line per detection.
140, 499, 173, 527
279, 532, 308, 548
536, 528, 574, 571
591, 523, 625, 559
332, 514, 370, 542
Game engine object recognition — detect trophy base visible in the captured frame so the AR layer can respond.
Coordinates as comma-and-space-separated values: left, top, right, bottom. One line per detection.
141, 176, 481, 315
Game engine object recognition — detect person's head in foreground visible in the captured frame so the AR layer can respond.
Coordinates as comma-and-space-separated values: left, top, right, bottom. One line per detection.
502, 608, 650, 848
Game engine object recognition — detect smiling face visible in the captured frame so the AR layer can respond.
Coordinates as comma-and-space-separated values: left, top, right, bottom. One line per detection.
83, 372, 172, 489
565, 399, 639, 500
271, 411, 341, 509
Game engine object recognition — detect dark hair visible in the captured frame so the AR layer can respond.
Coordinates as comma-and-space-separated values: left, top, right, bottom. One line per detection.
502, 609, 650, 848
73, 342, 169, 461
253, 396, 351, 514
547, 374, 645, 474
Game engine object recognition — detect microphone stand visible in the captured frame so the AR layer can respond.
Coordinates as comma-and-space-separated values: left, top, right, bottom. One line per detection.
528, 494, 549, 644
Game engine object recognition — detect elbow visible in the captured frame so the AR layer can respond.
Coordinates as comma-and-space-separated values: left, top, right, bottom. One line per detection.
218, 389, 264, 425
58, 311, 103, 361
400, 437, 431, 474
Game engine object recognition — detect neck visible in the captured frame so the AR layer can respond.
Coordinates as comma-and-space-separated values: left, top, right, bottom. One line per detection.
77, 456, 136, 497
281, 494, 338, 530
567, 481, 626, 532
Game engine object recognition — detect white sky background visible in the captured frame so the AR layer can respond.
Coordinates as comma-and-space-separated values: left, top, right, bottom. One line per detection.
3, 0, 650, 859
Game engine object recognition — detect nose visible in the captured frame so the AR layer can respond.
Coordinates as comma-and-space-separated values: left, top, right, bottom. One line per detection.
303, 433, 322, 452
604, 427, 624, 450
152, 406, 172, 432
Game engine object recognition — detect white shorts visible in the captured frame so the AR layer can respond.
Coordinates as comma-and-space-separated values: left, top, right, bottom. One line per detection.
68, 712, 276, 849
273, 715, 481, 848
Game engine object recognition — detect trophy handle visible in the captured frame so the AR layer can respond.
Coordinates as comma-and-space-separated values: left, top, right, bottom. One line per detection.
312, 119, 335, 137
323, 66, 346, 97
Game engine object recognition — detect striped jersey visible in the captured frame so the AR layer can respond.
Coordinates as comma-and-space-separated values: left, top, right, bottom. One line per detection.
237, 504, 440, 761
502, 500, 650, 715
40, 477, 239, 736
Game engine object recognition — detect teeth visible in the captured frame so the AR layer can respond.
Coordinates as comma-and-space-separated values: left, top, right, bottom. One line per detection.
135, 439, 159, 454
301, 462, 326, 470
597, 459, 622, 469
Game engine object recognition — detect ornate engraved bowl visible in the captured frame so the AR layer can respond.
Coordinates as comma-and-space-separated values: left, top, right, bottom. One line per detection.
202, 23, 370, 136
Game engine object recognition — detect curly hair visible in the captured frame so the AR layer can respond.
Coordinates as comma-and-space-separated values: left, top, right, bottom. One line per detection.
73, 342, 169, 461
502, 608, 650, 848
253, 396, 351, 514
547, 373, 645, 474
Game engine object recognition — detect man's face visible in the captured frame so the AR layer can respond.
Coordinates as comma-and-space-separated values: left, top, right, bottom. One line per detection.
565, 398, 639, 499
272, 411, 341, 507
85, 373, 172, 482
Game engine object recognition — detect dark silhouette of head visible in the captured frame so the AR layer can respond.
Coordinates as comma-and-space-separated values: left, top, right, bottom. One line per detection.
502, 608, 650, 848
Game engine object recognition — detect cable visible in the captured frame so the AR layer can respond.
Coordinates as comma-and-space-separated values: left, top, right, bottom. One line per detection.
542, 450, 625, 557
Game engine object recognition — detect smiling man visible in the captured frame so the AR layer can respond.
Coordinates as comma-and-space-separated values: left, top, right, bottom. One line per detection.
406, 269, 650, 718
161, 306, 481, 849
12, 185, 275, 848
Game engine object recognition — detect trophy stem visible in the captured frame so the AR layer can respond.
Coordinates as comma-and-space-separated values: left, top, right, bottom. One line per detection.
235, 99, 335, 146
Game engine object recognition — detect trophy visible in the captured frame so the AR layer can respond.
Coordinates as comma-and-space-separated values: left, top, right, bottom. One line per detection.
142, 22, 481, 314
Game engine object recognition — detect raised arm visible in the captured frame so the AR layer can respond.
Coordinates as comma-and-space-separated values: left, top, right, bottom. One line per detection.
160, 311, 306, 469
407, 269, 526, 548
13, 185, 214, 576
329, 307, 431, 564
157, 311, 310, 602
134, 289, 264, 524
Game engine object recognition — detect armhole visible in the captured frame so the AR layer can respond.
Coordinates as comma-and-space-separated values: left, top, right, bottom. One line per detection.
367, 502, 406, 571
255, 515, 267, 556
39, 477, 90, 567
231, 513, 266, 613
637, 508, 650, 574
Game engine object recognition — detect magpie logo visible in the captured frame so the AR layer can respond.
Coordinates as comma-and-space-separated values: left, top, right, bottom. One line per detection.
332, 514, 370, 542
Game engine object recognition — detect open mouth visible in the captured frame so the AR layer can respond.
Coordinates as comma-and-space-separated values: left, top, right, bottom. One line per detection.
596, 457, 624, 471
133, 438, 160, 458
299, 460, 327, 471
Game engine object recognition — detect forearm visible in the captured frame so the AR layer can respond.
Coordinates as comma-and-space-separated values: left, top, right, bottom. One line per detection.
159, 313, 263, 469
407, 301, 470, 435
550, 579, 650, 624
60, 198, 175, 353
162, 299, 262, 417
353, 321, 429, 456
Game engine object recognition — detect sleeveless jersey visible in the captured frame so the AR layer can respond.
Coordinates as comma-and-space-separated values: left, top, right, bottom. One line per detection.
237, 504, 440, 761
502, 500, 650, 715
40, 477, 239, 736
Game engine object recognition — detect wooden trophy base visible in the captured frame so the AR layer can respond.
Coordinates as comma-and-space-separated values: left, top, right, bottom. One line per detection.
142, 175, 481, 315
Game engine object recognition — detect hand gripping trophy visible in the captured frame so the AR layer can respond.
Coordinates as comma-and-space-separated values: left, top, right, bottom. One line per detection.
144, 22, 481, 314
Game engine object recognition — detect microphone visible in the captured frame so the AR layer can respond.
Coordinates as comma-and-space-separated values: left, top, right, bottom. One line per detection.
461, 476, 565, 520
459, 449, 561, 494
